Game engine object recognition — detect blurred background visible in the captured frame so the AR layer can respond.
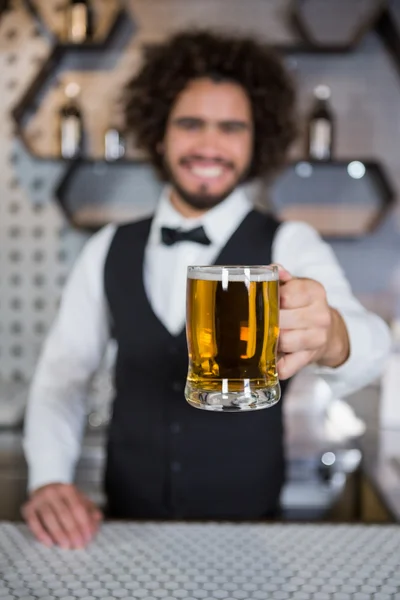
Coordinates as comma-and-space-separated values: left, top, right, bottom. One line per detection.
1, 0, 400, 523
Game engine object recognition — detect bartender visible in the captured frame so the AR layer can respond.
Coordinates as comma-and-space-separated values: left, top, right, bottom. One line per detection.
23, 30, 390, 549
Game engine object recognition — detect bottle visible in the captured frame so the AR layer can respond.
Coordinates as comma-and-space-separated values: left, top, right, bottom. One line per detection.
104, 125, 126, 162
306, 85, 334, 161
66, 0, 92, 44
59, 82, 83, 159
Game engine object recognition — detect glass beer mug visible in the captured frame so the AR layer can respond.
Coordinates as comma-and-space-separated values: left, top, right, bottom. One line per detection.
185, 265, 281, 411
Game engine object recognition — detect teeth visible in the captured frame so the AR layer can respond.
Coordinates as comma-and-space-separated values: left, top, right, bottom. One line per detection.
190, 166, 223, 178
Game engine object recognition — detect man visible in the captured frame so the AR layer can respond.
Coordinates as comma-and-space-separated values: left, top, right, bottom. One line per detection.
23, 31, 390, 549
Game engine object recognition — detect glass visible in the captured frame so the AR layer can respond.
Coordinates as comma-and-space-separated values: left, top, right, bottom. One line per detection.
185, 265, 281, 412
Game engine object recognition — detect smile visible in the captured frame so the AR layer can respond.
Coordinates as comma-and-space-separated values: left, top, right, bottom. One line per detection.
188, 165, 225, 179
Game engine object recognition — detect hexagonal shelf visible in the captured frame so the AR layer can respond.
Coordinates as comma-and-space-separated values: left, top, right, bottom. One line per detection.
12, 2, 133, 161
24, 0, 125, 48
292, 0, 387, 50
271, 159, 395, 238
54, 159, 160, 231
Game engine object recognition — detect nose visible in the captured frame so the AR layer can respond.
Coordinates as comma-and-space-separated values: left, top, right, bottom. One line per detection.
196, 123, 224, 155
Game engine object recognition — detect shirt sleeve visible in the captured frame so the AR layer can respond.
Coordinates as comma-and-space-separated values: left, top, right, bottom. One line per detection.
272, 221, 391, 398
23, 224, 116, 493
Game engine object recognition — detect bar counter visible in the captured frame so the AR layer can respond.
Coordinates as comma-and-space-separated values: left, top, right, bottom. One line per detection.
1, 521, 399, 600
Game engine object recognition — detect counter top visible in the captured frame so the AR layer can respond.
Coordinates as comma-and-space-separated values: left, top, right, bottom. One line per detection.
1, 521, 399, 599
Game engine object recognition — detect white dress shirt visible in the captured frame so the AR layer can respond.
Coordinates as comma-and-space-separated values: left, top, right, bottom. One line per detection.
23, 187, 391, 492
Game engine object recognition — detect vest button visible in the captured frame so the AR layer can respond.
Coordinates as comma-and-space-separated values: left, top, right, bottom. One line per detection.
170, 461, 181, 473
172, 381, 183, 393
170, 422, 181, 434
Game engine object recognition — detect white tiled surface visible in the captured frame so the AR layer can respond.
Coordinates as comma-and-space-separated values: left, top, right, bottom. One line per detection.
0, 522, 400, 599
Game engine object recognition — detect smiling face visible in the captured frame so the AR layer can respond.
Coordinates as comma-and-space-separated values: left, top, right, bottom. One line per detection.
162, 77, 254, 214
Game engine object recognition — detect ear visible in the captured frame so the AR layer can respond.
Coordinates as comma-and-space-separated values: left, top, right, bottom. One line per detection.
156, 141, 164, 154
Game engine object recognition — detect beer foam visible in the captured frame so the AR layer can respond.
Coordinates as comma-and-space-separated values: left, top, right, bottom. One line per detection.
187, 266, 278, 282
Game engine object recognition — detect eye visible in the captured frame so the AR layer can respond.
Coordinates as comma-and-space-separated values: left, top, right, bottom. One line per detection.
175, 118, 203, 130
220, 122, 248, 133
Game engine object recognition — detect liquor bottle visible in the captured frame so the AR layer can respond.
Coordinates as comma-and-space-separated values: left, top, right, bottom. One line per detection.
59, 82, 83, 159
306, 85, 334, 161
104, 125, 126, 161
66, 0, 92, 44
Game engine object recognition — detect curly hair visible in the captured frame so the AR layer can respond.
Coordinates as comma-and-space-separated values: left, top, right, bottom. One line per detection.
124, 30, 298, 181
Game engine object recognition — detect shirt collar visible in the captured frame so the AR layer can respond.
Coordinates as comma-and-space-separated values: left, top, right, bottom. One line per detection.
149, 185, 252, 247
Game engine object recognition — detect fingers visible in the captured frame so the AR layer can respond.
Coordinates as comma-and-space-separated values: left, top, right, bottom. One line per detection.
38, 486, 82, 548
276, 274, 332, 378
274, 264, 293, 283
277, 350, 312, 380
280, 278, 326, 310
62, 488, 99, 543
280, 305, 331, 330
280, 308, 312, 330
21, 503, 53, 547
279, 328, 327, 354
36, 502, 73, 549
53, 496, 90, 548
22, 484, 102, 549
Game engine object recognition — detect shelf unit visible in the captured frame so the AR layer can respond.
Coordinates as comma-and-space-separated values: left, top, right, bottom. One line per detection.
9, 0, 399, 237
12, 1, 131, 160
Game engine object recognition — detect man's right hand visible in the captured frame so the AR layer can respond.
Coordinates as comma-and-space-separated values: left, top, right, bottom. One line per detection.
21, 483, 103, 549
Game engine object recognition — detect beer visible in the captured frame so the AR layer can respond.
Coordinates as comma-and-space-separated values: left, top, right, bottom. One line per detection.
185, 266, 280, 411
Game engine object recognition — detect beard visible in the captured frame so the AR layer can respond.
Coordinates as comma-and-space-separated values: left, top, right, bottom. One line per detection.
164, 155, 249, 211
170, 179, 238, 211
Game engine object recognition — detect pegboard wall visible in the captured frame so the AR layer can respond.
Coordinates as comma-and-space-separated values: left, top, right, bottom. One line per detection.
0, 1, 77, 383
1, 0, 400, 385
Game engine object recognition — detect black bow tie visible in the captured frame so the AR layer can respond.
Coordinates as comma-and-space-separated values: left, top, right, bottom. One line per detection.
161, 225, 211, 246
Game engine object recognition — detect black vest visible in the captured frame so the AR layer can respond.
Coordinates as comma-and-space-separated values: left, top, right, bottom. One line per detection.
104, 210, 289, 520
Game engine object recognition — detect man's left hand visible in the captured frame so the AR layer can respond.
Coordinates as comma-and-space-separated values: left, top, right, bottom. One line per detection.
277, 267, 350, 380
